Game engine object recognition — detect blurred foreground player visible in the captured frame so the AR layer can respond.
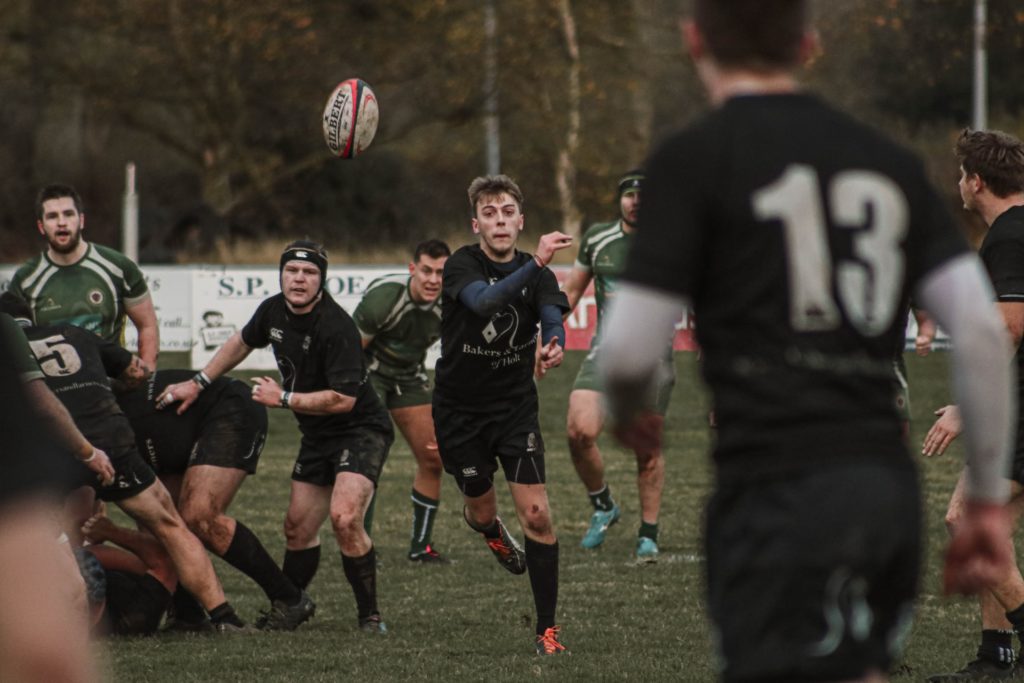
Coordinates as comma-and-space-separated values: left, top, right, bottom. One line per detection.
600, 2, 1015, 681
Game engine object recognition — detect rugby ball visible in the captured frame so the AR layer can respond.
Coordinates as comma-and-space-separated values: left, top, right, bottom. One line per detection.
322, 78, 379, 158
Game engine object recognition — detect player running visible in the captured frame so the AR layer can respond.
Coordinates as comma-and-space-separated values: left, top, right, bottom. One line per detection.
560, 169, 674, 561
353, 239, 451, 562
433, 174, 572, 655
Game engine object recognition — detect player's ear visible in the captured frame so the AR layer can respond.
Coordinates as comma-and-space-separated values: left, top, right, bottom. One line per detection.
681, 19, 702, 62
408, 261, 416, 275
471, 218, 480, 235
36, 219, 44, 236
799, 29, 822, 66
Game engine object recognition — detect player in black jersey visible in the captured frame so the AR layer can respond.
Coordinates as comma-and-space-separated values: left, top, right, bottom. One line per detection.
117, 369, 314, 631
922, 130, 1024, 682
599, 2, 1015, 681
160, 240, 394, 633
0, 294, 248, 633
433, 174, 572, 655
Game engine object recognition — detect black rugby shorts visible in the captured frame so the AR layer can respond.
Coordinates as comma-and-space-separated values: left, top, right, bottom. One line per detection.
705, 458, 920, 682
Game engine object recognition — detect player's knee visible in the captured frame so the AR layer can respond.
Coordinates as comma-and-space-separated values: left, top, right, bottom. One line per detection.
635, 450, 662, 474
329, 505, 362, 537
417, 450, 444, 478
179, 504, 215, 540
283, 515, 314, 546
567, 426, 597, 456
520, 504, 552, 538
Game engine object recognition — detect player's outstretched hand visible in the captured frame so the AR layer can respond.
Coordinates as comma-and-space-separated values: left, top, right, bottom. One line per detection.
538, 337, 563, 373
251, 376, 283, 407
613, 412, 664, 453
534, 232, 573, 267
157, 379, 201, 415
922, 404, 961, 457
84, 447, 115, 486
944, 501, 1013, 596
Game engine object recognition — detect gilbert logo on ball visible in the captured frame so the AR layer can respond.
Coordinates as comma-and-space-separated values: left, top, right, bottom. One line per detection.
322, 78, 379, 158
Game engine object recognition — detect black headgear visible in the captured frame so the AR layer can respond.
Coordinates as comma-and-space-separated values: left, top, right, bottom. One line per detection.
617, 169, 644, 197
279, 239, 328, 291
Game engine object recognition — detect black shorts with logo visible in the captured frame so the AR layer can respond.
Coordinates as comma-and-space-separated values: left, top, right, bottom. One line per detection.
291, 426, 393, 487
706, 456, 920, 682
432, 392, 547, 496
104, 569, 171, 636
76, 442, 157, 502
189, 391, 268, 475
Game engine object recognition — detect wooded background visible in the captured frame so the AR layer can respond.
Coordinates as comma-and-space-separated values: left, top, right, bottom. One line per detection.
1, 0, 1022, 262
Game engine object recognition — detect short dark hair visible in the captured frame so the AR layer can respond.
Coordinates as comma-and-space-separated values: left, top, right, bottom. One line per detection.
413, 239, 451, 262
36, 184, 84, 220
955, 129, 1024, 199
467, 175, 525, 217
694, 0, 809, 71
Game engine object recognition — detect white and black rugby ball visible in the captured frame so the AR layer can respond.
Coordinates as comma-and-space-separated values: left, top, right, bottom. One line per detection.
322, 78, 379, 158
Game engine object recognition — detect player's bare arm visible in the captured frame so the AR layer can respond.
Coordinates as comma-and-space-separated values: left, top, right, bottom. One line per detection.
157, 331, 253, 413
561, 266, 593, 314
23, 378, 115, 485
251, 376, 356, 415
126, 295, 159, 370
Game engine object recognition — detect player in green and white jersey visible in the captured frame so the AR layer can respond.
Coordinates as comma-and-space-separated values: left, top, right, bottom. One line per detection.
9, 184, 159, 369
353, 239, 451, 562
561, 170, 675, 562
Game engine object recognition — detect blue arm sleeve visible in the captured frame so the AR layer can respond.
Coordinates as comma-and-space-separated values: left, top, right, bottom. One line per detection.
458, 259, 541, 317
540, 304, 565, 347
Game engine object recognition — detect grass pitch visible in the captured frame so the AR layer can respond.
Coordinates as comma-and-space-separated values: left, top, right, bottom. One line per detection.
100, 351, 985, 681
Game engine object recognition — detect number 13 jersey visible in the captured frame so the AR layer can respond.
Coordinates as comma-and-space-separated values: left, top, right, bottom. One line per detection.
627, 93, 968, 467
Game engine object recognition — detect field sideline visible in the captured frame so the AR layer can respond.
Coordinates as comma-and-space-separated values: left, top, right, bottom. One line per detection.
100, 350, 983, 681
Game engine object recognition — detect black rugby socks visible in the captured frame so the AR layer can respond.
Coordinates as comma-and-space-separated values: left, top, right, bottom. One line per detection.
588, 485, 615, 512
525, 537, 559, 635
222, 521, 302, 605
283, 545, 321, 590
341, 547, 380, 620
